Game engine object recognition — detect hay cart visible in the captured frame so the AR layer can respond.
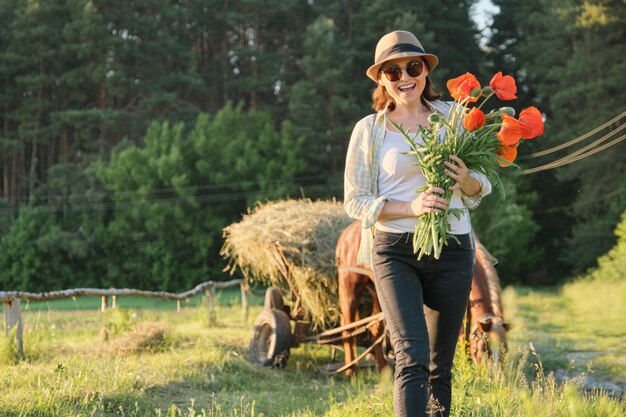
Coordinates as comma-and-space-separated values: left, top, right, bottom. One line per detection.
248, 275, 386, 374
221, 199, 388, 374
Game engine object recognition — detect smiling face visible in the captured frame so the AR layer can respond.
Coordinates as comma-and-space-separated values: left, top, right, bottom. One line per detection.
377, 57, 429, 109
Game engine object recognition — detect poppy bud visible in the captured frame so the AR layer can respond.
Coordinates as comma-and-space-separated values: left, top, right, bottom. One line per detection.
428, 113, 441, 124
481, 86, 493, 96
470, 88, 482, 99
485, 109, 499, 118
500, 107, 516, 117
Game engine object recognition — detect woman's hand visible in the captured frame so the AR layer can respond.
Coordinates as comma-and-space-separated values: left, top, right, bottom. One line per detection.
444, 155, 481, 196
409, 186, 448, 216
378, 187, 448, 221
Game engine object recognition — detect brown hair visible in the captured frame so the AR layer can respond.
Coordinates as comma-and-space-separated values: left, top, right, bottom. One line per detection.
371, 76, 442, 112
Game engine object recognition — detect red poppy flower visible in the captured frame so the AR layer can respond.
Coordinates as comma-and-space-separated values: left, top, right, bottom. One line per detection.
447, 73, 481, 103
497, 142, 518, 167
498, 113, 523, 146
519, 106, 544, 139
489, 71, 518, 101
463, 107, 486, 131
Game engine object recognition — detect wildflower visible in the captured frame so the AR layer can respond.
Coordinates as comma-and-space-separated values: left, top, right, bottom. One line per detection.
489, 71, 518, 100
446, 73, 481, 103
498, 113, 523, 146
463, 108, 486, 131
498, 143, 518, 167
519, 106, 544, 139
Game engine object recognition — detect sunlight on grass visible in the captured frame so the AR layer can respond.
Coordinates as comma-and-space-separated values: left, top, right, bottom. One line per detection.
505, 279, 626, 384
0, 279, 624, 416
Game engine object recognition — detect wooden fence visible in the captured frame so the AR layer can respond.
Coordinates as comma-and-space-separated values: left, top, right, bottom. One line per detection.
0, 279, 247, 357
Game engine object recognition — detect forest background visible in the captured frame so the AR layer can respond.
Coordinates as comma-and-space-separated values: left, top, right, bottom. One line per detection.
0, 0, 624, 292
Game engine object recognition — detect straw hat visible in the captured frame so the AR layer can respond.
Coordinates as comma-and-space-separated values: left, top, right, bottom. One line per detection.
366, 30, 439, 82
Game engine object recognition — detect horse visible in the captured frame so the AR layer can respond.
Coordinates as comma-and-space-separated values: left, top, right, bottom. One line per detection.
336, 220, 508, 376
461, 236, 509, 364
336, 220, 386, 377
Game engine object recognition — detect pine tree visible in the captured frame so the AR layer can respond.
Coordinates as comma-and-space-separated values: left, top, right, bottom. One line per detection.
488, 0, 626, 275
3, 0, 68, 201
0, 0, 20, 203
546, 0, 626, 271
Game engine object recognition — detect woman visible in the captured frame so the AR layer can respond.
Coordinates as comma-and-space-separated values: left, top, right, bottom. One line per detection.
343, 30, 492, 417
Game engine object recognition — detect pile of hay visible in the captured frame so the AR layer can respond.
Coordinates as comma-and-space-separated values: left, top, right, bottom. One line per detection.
221, 199, 354, 329
104, 322, 169, 355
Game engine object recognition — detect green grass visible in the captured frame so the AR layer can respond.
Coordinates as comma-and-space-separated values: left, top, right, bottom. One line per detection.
504, 278, 626, 385
2, 286, 264, 313
0, 279, 624, 416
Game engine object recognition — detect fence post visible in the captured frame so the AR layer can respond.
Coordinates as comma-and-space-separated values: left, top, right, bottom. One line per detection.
101, 296, 108, 312
240, 282, 248, 323
111, 295, 117, 309
176, 300, 181, 313
3, 299, 23, 358
205, 287, 216, 326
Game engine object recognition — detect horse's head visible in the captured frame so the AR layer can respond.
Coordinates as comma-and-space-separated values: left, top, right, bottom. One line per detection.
471, 315, 510, 365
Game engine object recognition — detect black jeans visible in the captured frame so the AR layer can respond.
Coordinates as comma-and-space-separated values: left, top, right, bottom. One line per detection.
373, 231, 474, 417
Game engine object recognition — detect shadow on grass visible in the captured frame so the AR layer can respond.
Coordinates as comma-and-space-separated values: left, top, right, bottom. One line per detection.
136, 342, 374, 416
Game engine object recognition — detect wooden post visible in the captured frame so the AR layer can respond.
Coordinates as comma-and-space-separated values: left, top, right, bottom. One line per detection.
205, 287, 216, 326
176, 300, 181, 313
240, 282, 248, 323
111, 295, 117, 309
3, 299, 23, 358
211, 287, 217, 322
101, 296, 108, 312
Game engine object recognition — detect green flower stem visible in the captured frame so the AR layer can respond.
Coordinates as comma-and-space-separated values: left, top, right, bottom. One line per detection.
431, 218, 439, 258
477, 92, 495, 111
438, 117, 456, 132
457, 124, 500, 155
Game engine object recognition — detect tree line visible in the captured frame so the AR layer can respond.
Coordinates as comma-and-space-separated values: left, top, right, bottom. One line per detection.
0, 0, 623, 291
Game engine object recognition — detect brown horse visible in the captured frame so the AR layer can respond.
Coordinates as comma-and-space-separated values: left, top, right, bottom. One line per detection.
336, 220, 507, 376
336, 220, 386, 377
461, 236, 509, 364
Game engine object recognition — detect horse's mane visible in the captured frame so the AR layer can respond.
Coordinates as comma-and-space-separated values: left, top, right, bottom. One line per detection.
474, 236, 504, 321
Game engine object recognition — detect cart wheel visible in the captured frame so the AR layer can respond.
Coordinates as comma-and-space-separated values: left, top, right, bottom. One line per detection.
263, 286, 285, 312
249, 309, 292, 368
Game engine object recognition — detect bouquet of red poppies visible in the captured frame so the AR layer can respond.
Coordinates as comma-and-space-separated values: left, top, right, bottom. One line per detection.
391, 72, 544, 259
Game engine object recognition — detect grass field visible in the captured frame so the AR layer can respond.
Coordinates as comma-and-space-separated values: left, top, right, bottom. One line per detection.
1, 282, 624, 417
504, 279, 626, 388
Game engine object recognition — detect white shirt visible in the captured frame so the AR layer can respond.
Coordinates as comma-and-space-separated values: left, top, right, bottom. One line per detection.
376, 130, 473, 234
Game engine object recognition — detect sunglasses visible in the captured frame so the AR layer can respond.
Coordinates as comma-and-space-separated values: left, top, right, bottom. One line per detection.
381, 60, 424, 82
